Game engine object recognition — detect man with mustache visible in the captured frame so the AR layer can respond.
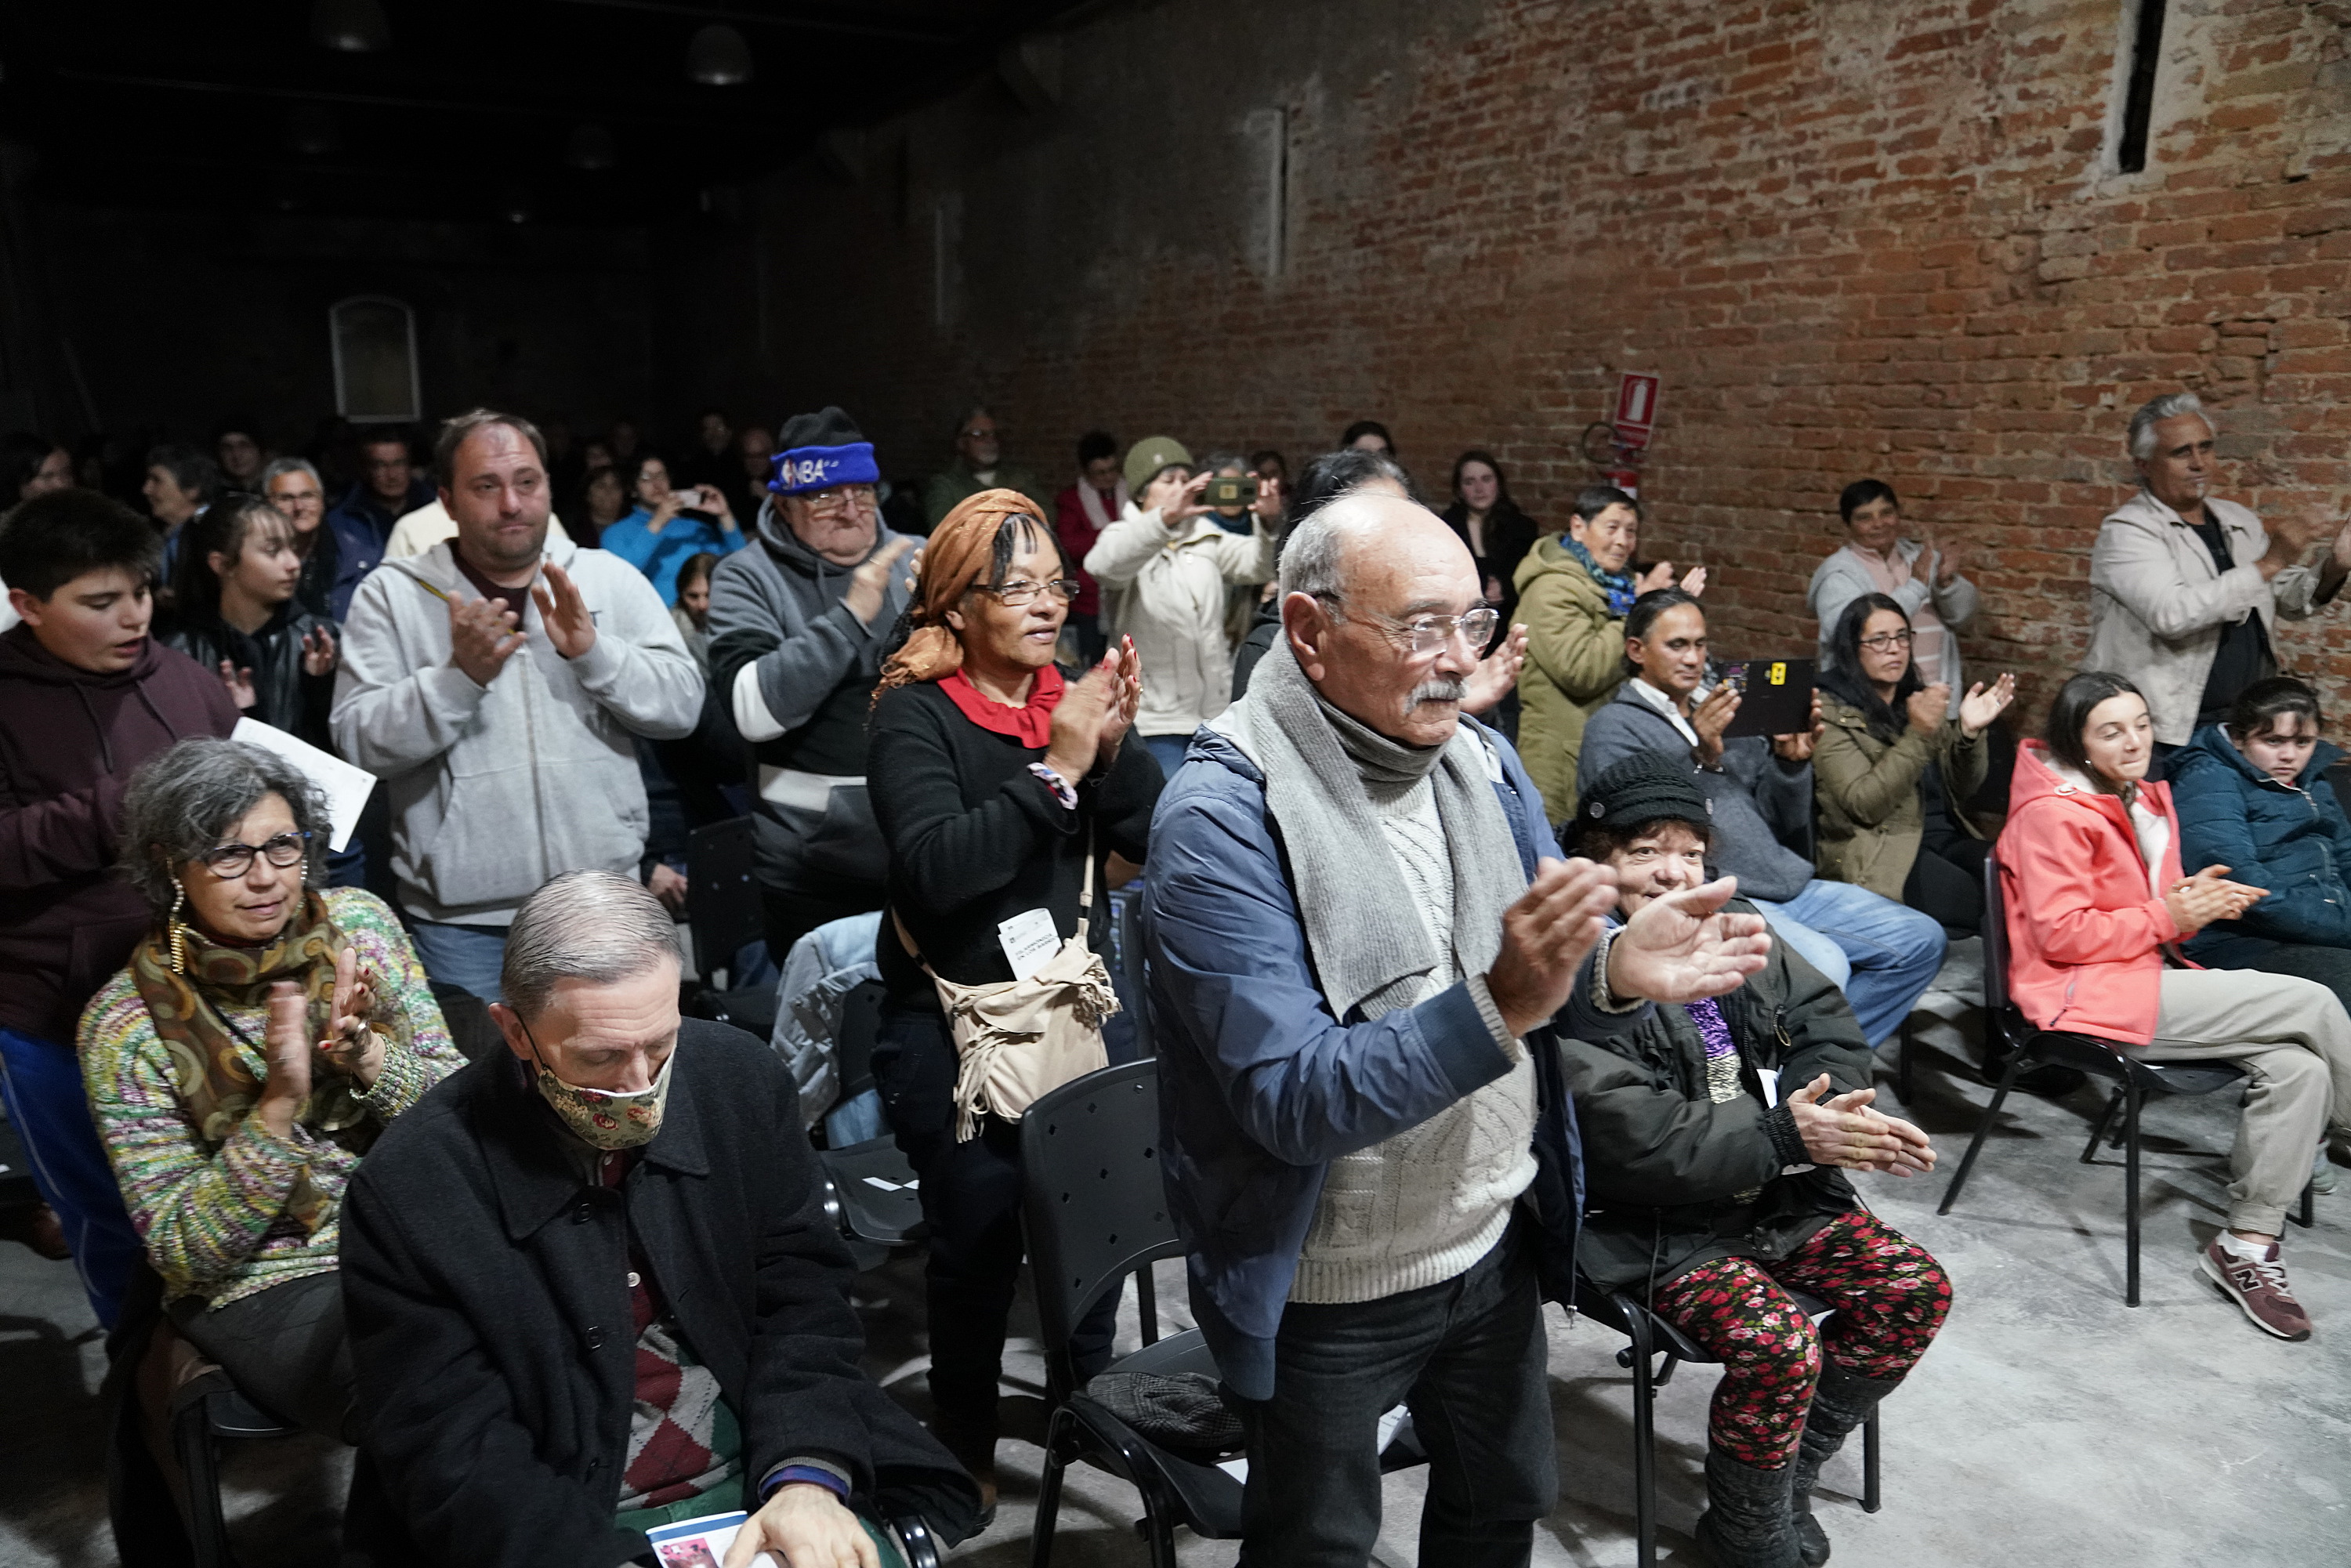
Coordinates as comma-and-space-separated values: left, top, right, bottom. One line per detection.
1145, 491, 1775, 1566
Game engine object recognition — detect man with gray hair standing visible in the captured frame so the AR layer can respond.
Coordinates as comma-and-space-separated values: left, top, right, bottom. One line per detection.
331, 410, 701, 1001
2087, 390, 2351, 763
342, 869, 980, 1565
1146, 490, 1775, 1566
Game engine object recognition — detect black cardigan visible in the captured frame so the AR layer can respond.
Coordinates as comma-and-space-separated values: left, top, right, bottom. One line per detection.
867, 674, 1161, 1010
339, 1020, 983, 1566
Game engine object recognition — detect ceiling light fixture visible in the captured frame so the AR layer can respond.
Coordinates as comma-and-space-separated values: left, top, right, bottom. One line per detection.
684, 24, 753, 87
310, 0, 392, 53
566, 124, 618, 172
287, 103, 342, 157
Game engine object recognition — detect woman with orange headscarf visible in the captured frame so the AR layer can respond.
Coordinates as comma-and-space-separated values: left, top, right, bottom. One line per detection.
865, 487, 1157, 1508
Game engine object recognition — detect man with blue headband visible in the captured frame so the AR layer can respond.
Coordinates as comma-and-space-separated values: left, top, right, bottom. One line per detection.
708, 407, 918, 954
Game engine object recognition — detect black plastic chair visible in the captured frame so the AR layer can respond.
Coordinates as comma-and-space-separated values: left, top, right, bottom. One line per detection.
1021, 1060, 1428, 1566
1937, 848, 2310, 1305
686, 814, 764, 985
816, 980, 926, 1270
1576, 1277, 1878, 1568
171, 1363, 304, 1568
1020, 1060, 1229, 1568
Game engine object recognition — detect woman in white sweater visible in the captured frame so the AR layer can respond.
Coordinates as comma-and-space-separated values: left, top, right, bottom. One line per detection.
1084, 436, 1280, 777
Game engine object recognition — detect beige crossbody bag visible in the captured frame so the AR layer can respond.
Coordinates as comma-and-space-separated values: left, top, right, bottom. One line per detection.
896, 831, 1120, 1141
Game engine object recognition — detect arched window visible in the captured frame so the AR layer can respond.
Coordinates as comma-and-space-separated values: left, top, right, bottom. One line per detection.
329, 296, 420, 422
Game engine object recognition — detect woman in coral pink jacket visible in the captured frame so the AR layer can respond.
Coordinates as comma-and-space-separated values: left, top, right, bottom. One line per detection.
2001, 672, 2351, 1342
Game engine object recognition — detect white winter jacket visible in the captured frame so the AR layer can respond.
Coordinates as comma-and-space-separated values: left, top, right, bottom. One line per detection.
2085, 489, 2325, 746
1085, 505, 1277, 739
329, 535, 703, 925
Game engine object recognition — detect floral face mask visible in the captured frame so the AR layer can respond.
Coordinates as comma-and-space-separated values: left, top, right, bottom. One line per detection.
523, 1023, 675, 1150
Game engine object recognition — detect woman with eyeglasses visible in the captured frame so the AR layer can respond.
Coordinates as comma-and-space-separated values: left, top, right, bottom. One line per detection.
77, 737, 461, 1439
1813, 592, 2014, 937
865, 491, 1157, 1514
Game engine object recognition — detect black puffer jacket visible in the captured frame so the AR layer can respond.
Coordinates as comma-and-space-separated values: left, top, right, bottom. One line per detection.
1562, 903, 1871, 1294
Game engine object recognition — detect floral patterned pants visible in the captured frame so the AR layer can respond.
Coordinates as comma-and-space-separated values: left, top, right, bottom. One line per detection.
1647, 1209, 1951, 1468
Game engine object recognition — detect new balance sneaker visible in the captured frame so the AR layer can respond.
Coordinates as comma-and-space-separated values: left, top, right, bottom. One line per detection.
2200, 1238, 2313, 1342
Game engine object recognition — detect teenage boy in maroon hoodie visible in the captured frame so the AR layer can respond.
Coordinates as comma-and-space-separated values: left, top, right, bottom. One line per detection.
0, 488, 238, 1326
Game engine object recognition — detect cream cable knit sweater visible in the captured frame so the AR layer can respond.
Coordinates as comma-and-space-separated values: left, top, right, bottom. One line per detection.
1289, 777, 1538, 1305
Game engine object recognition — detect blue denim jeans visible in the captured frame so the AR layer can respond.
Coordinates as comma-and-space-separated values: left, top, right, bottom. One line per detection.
0, 1027, 140, 1327
1751, 878, 1947, 1048
1142, 732, 1193, 780
406, 920, 509, 1003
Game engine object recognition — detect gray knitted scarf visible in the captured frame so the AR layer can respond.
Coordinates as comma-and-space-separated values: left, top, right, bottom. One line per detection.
1226, 640, 1527, 1022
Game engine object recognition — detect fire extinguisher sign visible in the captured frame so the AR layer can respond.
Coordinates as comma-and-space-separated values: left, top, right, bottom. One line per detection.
1614, 371, 1661, 436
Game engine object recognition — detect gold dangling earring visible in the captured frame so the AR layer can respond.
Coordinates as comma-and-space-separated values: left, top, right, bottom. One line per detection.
168, 880, 189, 974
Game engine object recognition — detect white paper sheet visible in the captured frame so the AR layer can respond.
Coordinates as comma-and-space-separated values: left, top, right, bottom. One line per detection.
231, 718, 378, 853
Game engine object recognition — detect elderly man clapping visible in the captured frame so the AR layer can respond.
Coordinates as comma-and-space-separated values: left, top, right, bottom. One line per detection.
1145, 491, 1774, 1567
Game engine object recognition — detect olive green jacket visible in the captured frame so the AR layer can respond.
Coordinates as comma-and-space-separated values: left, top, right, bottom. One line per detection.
1811, 694, 1988, 900
1512, 538, 1626, 824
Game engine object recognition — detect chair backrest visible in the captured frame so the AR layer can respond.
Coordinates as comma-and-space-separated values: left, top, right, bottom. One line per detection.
834, 979, 888, 1099
1020, 1059, 1182, 1393
1980, 846, 2012, 1015
686, 815, 763, 975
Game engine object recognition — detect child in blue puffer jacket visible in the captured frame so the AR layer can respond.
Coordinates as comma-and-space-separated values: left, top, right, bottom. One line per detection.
2172, 675, 2351, 1012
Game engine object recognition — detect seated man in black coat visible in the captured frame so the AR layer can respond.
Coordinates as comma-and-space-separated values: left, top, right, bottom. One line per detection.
342, 870, 980, 1566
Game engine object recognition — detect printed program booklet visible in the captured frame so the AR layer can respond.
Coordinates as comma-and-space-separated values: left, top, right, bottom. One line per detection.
644, 1511, 777, 1568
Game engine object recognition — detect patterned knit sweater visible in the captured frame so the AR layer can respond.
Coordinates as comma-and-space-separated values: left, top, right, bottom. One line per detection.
77, 887, 465, 1309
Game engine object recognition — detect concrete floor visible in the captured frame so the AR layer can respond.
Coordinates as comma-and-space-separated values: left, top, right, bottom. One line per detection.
4, 951, 2348, 1566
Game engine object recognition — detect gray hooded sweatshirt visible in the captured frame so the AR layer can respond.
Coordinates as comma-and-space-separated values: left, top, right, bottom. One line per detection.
329, 534, 702, 926
706, 502, 913, 878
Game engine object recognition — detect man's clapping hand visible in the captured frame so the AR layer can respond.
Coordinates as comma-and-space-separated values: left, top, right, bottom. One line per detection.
1486, 858, 1619, 1037
844, 537, 916, 626
1607, 876, 1773, 1005
449, 596, 524, 687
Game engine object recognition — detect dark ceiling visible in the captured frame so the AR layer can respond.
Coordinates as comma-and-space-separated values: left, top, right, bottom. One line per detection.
0, 0, 1094, 226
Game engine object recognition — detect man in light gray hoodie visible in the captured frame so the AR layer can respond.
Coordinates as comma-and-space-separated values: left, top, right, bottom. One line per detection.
331, 410, 702, 999
707, 406, 915, 955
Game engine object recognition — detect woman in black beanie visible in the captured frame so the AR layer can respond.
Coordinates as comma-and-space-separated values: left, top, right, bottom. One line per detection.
1562, 752, 1951, 1568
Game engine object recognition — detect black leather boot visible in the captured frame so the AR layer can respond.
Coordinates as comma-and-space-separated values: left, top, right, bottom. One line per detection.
1694, 1446, 1800, 1568
1788, 1364, 1904, 1566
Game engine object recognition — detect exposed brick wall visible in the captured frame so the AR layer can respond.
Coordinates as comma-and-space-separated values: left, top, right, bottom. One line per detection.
702, 0, 2351, 726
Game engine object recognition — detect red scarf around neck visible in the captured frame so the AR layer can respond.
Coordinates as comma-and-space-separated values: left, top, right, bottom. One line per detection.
939, 664, 1064, 748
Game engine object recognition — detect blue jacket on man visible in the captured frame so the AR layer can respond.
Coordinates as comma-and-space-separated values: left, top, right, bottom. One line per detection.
2172, 723, 2351, 962
1144, 720, 1634, 1400
324, 476, 434, 620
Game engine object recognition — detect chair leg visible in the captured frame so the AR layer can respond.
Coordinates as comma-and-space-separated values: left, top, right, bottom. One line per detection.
1029, 1407, 1072, 1568
2295, 1180, 2315, 1229
174, 1395, 229, 1568
1938, 1053, 2028, 1215
2081, 1087, 2123, 1164
2124, 1076, 2143, 1309
1897, 1019, 1914, 1105
1860, 1407, 1882, 1514
1143, 1503, 1181, 1568
1626, 1310, 1657, 1568
1136, 1266, 1160, 1348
